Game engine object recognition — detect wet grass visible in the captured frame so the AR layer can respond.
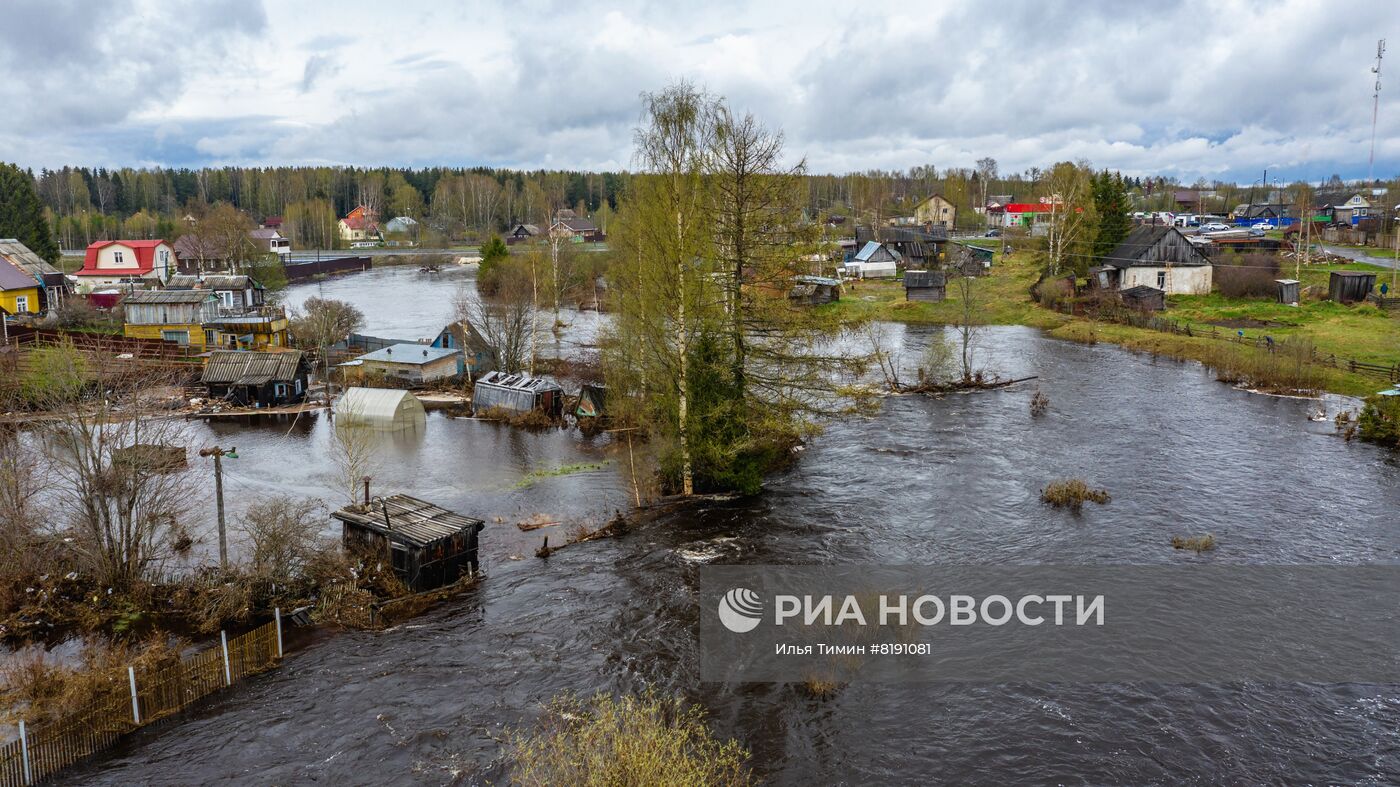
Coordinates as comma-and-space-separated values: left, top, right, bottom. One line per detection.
1041, 479, 1111, 513
514, 461, 609, 489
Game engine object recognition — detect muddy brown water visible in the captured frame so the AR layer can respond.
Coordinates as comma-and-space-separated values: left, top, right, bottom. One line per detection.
57, 318, 1400, 785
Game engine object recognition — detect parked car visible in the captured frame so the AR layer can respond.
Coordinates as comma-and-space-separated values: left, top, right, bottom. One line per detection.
1202, 222, 1231, 232
984, 228, 1001, 237
1251, 221, 1272, 230
1249, 226, 1267, 237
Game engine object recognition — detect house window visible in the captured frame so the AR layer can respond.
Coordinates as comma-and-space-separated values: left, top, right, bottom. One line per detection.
218, 291, 234, 308
295, 378, 303, 394
1156, 271, 1167, 289
162, 330, 190, 345
113, 251, 124, 264
14, 296, 29, 313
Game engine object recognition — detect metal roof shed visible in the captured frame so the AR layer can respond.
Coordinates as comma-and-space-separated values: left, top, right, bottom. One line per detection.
472, 372, 564, 417
331, 494, 485, 591
333, 387, 426, 427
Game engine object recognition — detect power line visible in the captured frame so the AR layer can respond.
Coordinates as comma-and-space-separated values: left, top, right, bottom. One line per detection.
1370, 38, 1386, 183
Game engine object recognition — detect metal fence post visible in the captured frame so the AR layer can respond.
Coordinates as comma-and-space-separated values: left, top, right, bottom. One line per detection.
19, 720, 31, 786
274, 608, 284, 659
128, 665, 140, 724
221, 631, 232, 686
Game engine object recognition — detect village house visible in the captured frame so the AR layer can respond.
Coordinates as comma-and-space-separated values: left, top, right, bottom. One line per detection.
166, 274, 266, 311
332, 493, 485, 592
854, 225, 946, 269
204, 311, 291, 350
549, 215, 604, 242
0, 239, 67, 312
338, 205, 380, 244
121, 289, 220, 347
473, 371, 564, 418
843, 241, 900, 279
507, 223, 541, 244
0, 256, 40, 317
1327, 193, 1372, 226
1092, 225, 1212, 295
75, 240, 176, 289
988, 202, 1054, 229
342, 343, 463, 385
201, 349, 310, 407
913, 194, 957, 229
249, 228, 292, 260
429, 320, 496, 376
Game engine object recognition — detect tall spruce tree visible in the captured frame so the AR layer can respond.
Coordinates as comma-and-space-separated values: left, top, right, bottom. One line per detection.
1092, 170, 1132, 260
0, 163, 60, 263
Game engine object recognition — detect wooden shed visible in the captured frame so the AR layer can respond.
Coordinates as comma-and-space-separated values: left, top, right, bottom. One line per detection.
332, 494, 485, 592
788, 275, 841, 306
1328, 271, 1377, 304
201, 350, 309, 407
576, 383, 607, 418
1275, 279, 1300, 304
903, 270, 946, 302
1120, 285, 1166, 312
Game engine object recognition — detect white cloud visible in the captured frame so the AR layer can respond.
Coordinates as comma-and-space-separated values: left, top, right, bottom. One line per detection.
2, 0, 1397, 182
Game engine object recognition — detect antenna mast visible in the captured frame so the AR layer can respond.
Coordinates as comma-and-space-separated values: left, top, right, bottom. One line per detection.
1369, 39, 1386, 183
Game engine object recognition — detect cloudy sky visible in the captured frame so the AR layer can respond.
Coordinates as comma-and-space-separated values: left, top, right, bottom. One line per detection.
3, 0, 1397, 182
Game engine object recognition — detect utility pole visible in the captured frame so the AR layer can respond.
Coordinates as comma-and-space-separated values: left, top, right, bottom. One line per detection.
199, 446, 238, 569
1370, 39, 1386, 183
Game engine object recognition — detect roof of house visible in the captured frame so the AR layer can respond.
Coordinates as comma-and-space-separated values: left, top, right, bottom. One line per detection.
121, 289, 217, 305
1121, 285, 1165, 299
0, 239, 59, 278
201, 350, 306, 385
512, 223, 541, 235
341, 206, 378, 231
904, 270, 946, 288
554, 217, 598, 233
793, 275, 840, 287
249, 228, 284, 240
1004, 203, 1054, 213
0, 256, 38, 291
331, 493, 484, 548
1104, 225, 1208, 269
476, 371, 564, 393
166, 274, 263, 291
260, 216, 283, 228
854, 241, 898, 262
78, 240, 169, 276
172, 235, 218, 261
356, 343, 460, 365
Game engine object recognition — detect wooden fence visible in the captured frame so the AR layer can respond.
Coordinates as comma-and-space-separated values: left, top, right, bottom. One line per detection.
0, 615, 285, 786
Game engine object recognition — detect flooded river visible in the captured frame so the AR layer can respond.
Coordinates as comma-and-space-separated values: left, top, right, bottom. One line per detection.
67, 273, 1400, 783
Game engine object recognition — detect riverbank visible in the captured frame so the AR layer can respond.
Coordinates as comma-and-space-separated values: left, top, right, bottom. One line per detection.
818, 251, 1398, 398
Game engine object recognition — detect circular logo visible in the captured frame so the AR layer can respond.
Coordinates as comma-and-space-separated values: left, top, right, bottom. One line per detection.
718, 587, 764, 633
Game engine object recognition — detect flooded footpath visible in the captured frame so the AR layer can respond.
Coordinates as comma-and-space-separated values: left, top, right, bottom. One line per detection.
68, 271, 1400, 784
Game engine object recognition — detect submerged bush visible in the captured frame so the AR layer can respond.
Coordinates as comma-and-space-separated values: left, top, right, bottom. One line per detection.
1359, 395, 1400, 448
1171, 534, 1217, 553
1213, 253, 1280, 298
508, 691, 753, 787
1029, 388, 1050, 417
1200, 338, 1322, 394
1041, 479, 1110, 513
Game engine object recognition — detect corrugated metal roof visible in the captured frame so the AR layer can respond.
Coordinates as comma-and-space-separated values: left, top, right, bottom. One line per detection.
202, 350, 305, 385
903, 270, 945, 288
476, 371, 563, 392
167, 274, 262, 291
356, 343, 460, 365
124, 289, 217, 304
331, 493, 484, 547
854, 241, 883, 262
0, 239, 58, 277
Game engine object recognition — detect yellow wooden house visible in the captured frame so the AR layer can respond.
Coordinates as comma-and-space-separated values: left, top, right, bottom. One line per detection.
121, 289, 220, 348
0, 256, 40, 317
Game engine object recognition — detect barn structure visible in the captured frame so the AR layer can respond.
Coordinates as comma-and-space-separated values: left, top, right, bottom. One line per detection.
473, 372, 565, 418
332, 494, 485, 592
903, 270, 946, 302
1328, 271, 1376, 304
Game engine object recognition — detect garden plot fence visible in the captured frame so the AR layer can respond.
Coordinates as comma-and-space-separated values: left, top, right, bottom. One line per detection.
0, 613, 286, 786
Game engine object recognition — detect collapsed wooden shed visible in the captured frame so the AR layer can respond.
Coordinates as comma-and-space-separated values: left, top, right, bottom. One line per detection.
332, 494, 485, 592
576, 383, 607, 418
1120, 285, 1166, 312
473, 372, 564, 418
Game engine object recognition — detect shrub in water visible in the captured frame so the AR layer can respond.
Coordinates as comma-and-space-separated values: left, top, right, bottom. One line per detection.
1171, 534, 1217, 553
1041, 479, 1110, 513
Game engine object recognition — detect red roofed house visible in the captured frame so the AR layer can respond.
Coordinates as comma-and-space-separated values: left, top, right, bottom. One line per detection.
987, 202, 1056, 229
75, 240, 176, 289
338, 206, 380, 244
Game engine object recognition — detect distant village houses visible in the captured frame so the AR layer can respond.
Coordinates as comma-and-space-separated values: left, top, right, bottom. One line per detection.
75, 240, 176, 288
0, 239, 66, 314
912, 194, 957, 229
338, 205, 380, 244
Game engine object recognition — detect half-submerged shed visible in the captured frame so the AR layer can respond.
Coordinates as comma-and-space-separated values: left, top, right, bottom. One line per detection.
333, 387, 426, 428
201, 349, 309, 406
903, 270, 946, 302
1328, 271, 1376, 304
473, 372, 564, 418
576, 383, 607, 418
331, 494, 485, 592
